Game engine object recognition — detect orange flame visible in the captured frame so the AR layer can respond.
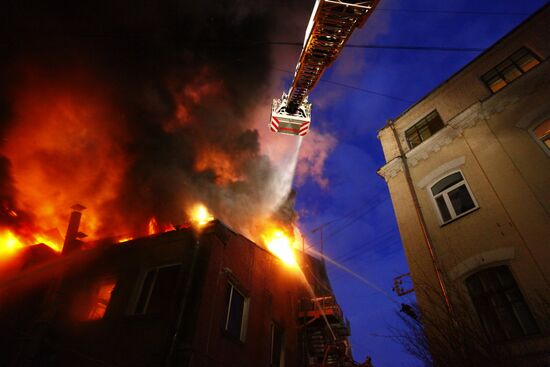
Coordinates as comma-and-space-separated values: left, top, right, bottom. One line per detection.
261, 226, 298, 268
0, 230, 24, 258
0, 228, 61, 258
1, 68, 129, 240
148, 217, 159, 235
189, 204, 214, 227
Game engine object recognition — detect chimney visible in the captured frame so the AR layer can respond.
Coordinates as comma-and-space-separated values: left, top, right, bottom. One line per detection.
62, 204, 87, 255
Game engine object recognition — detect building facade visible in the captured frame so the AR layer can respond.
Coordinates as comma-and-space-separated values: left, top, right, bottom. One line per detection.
0, 220, 359, 367
377, 5, 550, 366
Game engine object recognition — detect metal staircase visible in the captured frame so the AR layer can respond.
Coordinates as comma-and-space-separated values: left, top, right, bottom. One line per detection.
299, 296, 354, 367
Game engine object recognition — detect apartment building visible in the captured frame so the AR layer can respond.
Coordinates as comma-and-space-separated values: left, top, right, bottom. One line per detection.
377, 4, 550, 366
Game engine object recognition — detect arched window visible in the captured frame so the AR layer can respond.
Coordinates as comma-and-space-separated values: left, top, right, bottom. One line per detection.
466, 266, 539, 341
430, 171, 477, 224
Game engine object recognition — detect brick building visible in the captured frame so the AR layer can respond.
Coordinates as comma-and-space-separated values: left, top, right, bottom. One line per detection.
0, 219, 360, 367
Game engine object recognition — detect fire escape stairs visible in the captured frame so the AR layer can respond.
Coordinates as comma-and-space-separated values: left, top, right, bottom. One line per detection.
299, 296, 353, 367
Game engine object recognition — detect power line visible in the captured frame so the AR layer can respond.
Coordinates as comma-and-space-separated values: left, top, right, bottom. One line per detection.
320, 78, 413, 103
270, 41, 485, 52
273, 67, 413, 103
375, 8, 530, 16
344, 44, 484, 52
325, 197, 390, 240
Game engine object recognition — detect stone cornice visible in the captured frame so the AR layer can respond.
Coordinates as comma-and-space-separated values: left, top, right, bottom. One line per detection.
377, 157, 404, 182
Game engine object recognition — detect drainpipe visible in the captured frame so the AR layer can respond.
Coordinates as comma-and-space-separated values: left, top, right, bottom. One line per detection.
164, 237, 202, 367
388, 121, 454, 316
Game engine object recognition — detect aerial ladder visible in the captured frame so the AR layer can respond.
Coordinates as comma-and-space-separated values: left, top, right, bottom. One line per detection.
270, 0, 379, 137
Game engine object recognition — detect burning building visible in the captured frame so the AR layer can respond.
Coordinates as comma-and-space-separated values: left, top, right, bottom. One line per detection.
0, 212, 366, 367
0, 1, 356, 365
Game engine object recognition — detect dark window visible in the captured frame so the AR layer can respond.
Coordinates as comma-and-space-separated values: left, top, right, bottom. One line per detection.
134, 264, 180, 315
466, 266, 539, 341
481, 48, 541, 93
270, 322, 284, 366
431, 171, 477, 224
533, 119, 550, 152
405, 111, 445, 149
224, 283, 248, 341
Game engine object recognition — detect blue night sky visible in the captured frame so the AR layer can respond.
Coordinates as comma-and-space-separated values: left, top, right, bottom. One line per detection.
285, 1, 548, 365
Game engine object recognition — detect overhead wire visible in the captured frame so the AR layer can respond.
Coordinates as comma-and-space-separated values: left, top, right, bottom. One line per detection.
272, 67, 413, 103
269, 41, 485, 52
375, 8, 530, 16
324, 197, 390, 240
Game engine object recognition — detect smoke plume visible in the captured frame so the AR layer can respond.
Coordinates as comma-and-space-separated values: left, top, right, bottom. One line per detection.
0, 0, 313, 240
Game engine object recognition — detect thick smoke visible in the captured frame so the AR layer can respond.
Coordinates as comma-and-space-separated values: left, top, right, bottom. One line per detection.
0, 0, 310, 239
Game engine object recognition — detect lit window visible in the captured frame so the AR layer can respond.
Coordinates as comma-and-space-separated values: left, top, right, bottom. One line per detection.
270, 322, 284, 367
430, 171, 477, 224
134, 264, 181, 315
88, 278, 116, 320
224, 282, 249, 341
532, 119, 550, 152
405, 111, 445, 149
466, 266, 539, 341
481, 47, 541, 93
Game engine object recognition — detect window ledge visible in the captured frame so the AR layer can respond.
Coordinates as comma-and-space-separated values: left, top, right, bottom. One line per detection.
439, 206, 480, 227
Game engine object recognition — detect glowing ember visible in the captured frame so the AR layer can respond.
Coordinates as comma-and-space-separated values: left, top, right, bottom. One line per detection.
190, 204, 214, 227
262, 229, 298, 268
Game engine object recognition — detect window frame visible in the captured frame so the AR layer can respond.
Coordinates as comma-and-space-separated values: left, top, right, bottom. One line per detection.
132, 263, 181, 315
465, 265, 539, 342
429, 170, 479, 225
404, 110, 446, 149
529, 119, 550, 157
224, 281, 250, 342
481, 47, 542, 94
270, 321, 284, 367
87, 277, 117, 321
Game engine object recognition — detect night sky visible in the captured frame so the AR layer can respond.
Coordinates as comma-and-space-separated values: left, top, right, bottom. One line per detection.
289, 0, 548, 366
1, 0, 549, 366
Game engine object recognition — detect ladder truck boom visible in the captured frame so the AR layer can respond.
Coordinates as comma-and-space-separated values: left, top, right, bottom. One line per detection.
270, 0, 378, 136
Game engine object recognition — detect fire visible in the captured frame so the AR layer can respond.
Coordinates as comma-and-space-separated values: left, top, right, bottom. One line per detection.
34, 235, 62, 252
148, 217, 159, 235
147, 218, 175, 236
0, 229, 61, 258
261, 228, 298, 268
189, 204, 214, 227
117, 236, 133, 244
0, 230, 24, 257
1, 68, 129, 240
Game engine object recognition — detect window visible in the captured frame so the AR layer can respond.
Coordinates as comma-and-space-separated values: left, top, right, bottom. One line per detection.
224, 282, 249, 341
134, 264, 181, 315
87, 278, 116, 320
481, 47, 541, 93
405, 111, 445, 149
466, 266, 539, 341
532, 119, 550, 153
270, 322, 284, 367
430, 171, 477, 224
